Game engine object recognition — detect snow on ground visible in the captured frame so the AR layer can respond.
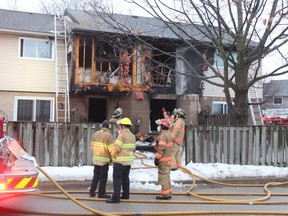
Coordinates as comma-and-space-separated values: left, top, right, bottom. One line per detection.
37, 151, 288, 191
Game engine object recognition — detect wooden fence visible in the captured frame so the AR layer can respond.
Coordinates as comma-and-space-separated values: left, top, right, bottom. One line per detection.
185, 126, 288, 167
3, 122, 288, 167
6, 122, 100, 167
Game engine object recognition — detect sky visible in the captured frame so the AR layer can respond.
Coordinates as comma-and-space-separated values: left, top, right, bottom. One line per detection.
37, 150, 288, 191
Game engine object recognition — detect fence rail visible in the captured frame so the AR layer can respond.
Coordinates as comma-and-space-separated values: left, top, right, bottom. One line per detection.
4, 122, 288, 167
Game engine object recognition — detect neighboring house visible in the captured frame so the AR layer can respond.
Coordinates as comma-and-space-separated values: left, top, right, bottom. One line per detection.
0, 8, 263, 135
263, 80, 288, 110
0, 9, 67, 122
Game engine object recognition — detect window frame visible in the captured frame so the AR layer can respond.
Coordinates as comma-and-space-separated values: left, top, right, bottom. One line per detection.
273, 97, 283, 105
19, 37, 54, 60
13, 96, 55, 122
214, 51, 237, 68
212, 101, 229, 114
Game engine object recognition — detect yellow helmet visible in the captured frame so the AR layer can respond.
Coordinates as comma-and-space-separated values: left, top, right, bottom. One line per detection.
119, 117, 132, 126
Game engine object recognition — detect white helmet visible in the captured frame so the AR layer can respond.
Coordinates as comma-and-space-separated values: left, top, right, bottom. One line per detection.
112, 107, 123, 119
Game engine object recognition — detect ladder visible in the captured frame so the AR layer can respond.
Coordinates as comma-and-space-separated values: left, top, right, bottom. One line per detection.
248, 86, 263, 126
54, 15, 70, 122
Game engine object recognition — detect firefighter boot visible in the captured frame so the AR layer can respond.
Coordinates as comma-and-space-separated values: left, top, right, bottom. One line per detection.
156, 195, 171, 200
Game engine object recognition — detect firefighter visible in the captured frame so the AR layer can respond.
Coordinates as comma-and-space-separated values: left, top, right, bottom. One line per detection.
154, 118, 173, 199
89, 120, 113, 198
170, 108, 186, 170
162, 107, 178, 125
106, 117, 136, 203
109, 107, 123, 140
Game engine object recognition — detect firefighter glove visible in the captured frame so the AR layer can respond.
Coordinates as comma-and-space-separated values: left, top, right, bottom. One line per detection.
154, 158, 160, 166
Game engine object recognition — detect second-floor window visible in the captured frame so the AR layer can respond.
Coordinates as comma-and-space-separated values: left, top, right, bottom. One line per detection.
214, 51, 237, 68
14, 97, 54, 122
273, 97, 283, 105
20, 38, 53, 59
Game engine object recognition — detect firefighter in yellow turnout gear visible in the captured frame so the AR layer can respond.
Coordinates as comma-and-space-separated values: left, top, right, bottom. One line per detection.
106, 117, 136, 203
89, 120, 113, 198
154, 118, 174, 199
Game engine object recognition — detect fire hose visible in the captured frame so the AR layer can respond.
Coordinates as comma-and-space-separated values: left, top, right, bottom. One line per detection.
0, 152, 288, 215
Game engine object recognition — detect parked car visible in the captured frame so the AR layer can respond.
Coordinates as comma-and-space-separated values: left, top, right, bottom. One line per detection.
262, 109, 288, 125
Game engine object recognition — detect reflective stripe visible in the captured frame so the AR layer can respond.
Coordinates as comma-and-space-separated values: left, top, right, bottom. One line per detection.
7, 177, 38, 189
93, 156, 110, 162
173, 137, 184, 144
155, 153, 162, 158
115, 140, 123, 147
114, 156, 134, 162
161, 187, 172, 195
91, 142, 106, 147
122, 144, 135, 148
159, 156, 173, 162
159, 141, 173, 148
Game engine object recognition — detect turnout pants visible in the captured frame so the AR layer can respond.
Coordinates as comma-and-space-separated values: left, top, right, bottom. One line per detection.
158, 162, 172, 196
111, 163, 131, 201
89, 164, 109, 196
171, 143, 182, 169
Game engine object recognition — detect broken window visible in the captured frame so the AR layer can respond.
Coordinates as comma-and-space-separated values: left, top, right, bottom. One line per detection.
138, 41, 175, 87
76, 35, 134, 85
75, 34, 175, 89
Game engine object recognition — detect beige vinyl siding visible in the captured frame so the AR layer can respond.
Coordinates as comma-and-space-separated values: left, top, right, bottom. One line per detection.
0, 33, 65, 93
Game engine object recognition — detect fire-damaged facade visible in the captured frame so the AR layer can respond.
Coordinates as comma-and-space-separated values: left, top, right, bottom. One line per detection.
63, 9, 224, 134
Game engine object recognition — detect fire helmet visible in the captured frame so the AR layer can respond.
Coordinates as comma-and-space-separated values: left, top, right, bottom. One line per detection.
119, 117, 132, 126
112, 107, 123, 119
176, 108, 186, 118
155, 119, 170, 128
172, 108, 178, 115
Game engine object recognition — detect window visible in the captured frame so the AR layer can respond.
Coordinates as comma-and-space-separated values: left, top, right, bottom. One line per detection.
273, 97, 283, 105
214, 51, 237, 68
212, 101, 228, 114
14, 97, 54, 122
20, 38, 53, 59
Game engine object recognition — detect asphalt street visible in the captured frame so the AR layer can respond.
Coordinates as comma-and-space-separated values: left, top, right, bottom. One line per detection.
0, 178, 287, 216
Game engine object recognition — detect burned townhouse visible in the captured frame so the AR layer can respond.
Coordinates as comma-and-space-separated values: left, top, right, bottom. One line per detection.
63, 8, 223, 135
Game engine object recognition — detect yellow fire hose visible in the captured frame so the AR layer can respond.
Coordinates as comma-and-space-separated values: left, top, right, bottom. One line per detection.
0, 151, 287, 215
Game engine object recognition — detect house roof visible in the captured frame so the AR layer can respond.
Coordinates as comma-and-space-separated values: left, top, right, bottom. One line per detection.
64, 8, 220, 43
0, 9, 55, 35
264, 80, 288, 96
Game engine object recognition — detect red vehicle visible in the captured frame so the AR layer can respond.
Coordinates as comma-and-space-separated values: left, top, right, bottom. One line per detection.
0, 110, 39, 192
262, 109, 288, 125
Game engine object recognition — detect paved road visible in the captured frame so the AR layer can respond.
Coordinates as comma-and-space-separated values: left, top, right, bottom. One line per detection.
0, 179, 288, 215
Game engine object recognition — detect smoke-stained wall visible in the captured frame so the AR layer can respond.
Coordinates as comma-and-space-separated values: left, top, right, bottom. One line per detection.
175, 47, 205, 95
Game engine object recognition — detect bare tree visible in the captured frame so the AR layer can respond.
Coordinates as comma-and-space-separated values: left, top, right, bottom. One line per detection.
39, 0, 91, 15
85, 0, 288, 126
